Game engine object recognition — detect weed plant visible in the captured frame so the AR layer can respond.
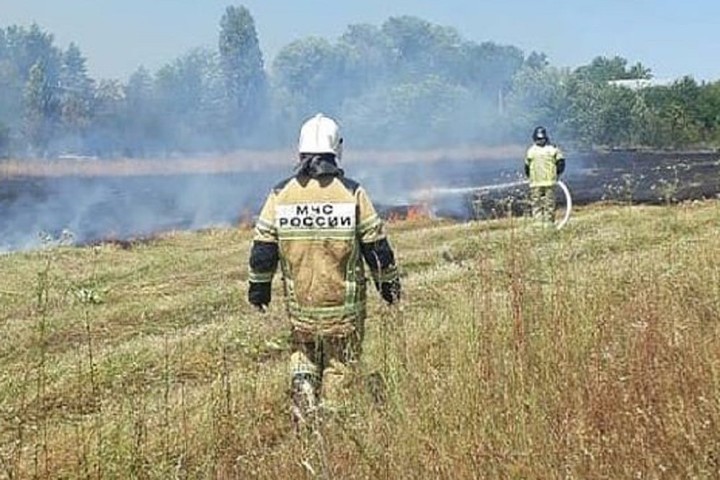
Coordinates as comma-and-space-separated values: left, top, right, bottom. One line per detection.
1, 203, 719, 478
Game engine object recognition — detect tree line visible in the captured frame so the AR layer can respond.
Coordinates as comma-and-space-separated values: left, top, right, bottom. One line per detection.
1, 6, 719, 159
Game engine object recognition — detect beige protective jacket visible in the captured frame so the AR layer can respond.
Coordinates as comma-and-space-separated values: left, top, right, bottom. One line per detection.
525, 144, 565, 187
248, 171, 399, 336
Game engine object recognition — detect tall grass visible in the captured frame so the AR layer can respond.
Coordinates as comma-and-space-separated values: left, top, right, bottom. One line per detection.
1, 202, 719, 478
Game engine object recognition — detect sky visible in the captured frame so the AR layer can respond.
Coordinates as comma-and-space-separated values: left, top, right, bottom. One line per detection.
1, 0, 718, 82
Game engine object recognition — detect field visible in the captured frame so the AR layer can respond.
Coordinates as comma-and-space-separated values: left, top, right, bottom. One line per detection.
2, 148, 720, 252
2, 197, 720, 478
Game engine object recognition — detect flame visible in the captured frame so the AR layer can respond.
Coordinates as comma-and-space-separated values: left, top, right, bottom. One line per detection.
406, 204, 431, 221
386, 203, 432, 223
386, 210, 402, 223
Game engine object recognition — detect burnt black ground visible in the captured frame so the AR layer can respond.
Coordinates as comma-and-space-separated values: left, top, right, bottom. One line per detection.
430, 150, 720, 220
1, 150, 719, 251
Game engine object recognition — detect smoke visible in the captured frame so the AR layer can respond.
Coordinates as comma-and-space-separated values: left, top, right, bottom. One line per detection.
0, 167, 280, 252
1, 16, 545, 255
1, 148, 530, 252
3, 149, 719, 253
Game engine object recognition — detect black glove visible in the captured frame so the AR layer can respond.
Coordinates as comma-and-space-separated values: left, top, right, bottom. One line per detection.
248, 282, 270, 312
379, 279, 401, 305
556, 159, 566, 176
524, 164, 530, 177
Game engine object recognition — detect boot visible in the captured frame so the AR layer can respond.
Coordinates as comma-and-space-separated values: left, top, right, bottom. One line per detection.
291, 373, 318, 429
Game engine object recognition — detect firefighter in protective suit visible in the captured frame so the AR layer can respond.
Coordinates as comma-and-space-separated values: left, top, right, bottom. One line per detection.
247, 113, 401, 423
525, 126, 566, 225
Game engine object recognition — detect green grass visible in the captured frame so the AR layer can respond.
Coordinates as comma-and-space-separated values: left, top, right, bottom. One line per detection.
1, 203, 720, 479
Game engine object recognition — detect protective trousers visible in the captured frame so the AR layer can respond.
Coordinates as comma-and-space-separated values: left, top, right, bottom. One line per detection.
289, 326, 363, 408
530, 185, 556, 225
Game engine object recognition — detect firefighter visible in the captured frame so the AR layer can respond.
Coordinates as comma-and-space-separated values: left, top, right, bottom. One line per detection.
247, 113, 401, 424
524, 126, 566, 225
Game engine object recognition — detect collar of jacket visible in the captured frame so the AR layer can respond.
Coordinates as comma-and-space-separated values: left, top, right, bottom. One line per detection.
296, 155, 344, 178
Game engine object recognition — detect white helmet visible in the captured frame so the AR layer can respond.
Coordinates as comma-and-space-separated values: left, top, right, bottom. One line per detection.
298, 113, 343, 160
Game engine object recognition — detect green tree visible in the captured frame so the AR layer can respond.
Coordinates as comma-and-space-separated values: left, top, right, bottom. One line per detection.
563, 78, 606, 145
525, 51, 549, 70
505, 64, 571, 140
4, 24, 61, 82
0, 120, 10, 157
381, 16, 465, 82
337, 23, 396, 95
1, 24, 62, 153
383, 15, 518, 93
563, 78, 642, 147
218, 5, 267, 144
459, 41, 525, 98
669, 76, 701, 117
574, 55, 652, 83
155, 48, 227, 152
342, 75, 479, 148
87, 79, 124, 156
122, 66, 160, 156
272, 37, 344, 118
629, 92, 657, 146
596, 86, 636, 145
24, 61, 60, 155
59, 42, 94, 152
696, 80, 720, 141
641, 78, 705, 147
0, 28, 24, 136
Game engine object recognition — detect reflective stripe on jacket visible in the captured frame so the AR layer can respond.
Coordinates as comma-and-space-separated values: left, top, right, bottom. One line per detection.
249, 174, 397, 335
525, 144, 565, 187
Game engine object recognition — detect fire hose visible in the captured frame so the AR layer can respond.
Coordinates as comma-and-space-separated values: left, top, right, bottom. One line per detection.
412, 179, 573, 230
555, 180, 572, 230
470, 179, 572, 230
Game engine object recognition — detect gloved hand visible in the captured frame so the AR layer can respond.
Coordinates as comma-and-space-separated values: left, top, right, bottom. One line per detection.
379, 279, 401, 305
524, 164, 530, 177
248, 282, 270, 313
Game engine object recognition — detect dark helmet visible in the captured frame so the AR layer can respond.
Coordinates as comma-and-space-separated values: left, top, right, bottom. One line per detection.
532, 126, 549, 143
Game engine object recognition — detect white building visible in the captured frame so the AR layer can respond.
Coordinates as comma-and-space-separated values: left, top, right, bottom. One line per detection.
607, 78, 676, 90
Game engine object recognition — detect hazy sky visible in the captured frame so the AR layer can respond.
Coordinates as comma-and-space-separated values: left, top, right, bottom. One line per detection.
1, 0, 718, 82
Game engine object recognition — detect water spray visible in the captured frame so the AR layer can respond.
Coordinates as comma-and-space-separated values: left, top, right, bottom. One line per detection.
411, 180, 528, 199
412, 179, 573, 230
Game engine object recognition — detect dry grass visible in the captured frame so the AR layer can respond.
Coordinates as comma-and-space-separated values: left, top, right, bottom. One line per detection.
0, 145, 524, 178
1, 201, 720, 478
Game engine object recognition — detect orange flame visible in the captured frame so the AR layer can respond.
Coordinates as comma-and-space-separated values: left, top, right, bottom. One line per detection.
406, 204, 431, 222
386, 203, 432, 224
